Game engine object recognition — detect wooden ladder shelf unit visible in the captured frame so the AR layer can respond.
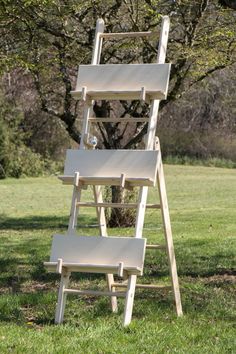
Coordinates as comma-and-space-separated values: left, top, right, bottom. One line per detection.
44, 16, 183, 326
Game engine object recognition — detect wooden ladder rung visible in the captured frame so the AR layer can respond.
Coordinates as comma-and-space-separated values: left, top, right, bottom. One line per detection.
111, 283, 171, 290
77, 202, 138, 208
146, 244, 166, 250
76, 202, 161, 209
100, 31, 158, 39
81, 117, 150, 123
64, 288, 126, 297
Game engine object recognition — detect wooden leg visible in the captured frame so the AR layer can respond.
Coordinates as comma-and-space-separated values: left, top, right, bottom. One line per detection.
55, 270, 71, 324
68, 181, 82, 235
135, 186, 148, 238
157, 160, 183, 316
93, 185, 118, 313
123, 275, 137, 326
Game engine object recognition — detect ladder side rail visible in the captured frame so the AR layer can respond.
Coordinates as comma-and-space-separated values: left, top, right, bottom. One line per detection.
91, 18, 118, 311
135, 16, 170, 238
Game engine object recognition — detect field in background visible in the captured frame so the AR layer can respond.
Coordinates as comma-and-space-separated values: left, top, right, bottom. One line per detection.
0, 165, 235, 353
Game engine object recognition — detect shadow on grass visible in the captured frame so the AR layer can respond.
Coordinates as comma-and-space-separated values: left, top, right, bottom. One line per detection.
0, 213, 101, 289
0, 214, 97, 230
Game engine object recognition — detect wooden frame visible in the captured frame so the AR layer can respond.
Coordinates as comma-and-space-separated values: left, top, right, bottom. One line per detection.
44, 15, 183, 327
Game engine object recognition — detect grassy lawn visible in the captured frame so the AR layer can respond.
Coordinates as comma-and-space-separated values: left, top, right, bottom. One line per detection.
0, 165, 235, 353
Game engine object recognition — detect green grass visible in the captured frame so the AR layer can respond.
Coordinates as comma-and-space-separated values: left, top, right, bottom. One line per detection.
164, 155, 236, 169
0, 165, 235, 353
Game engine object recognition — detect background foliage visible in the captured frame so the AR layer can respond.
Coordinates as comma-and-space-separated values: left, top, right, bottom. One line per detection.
0, 0, 236, 177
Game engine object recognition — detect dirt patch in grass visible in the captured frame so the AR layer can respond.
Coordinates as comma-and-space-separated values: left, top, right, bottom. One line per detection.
185, 273, 236, 286
202, 273, 236, 285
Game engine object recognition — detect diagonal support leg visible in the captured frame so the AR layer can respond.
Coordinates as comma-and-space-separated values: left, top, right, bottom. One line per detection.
55, 270, 71, 324
123, 274, 137, 326
93, 185, 118, 313
157, 159, 183, 316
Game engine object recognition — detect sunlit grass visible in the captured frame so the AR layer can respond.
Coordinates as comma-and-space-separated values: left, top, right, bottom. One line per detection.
0, 166, 235, 353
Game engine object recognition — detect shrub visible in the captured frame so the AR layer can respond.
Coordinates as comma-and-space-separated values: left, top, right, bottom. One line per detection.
159, 128, 236, 164
0, 94, 51, 178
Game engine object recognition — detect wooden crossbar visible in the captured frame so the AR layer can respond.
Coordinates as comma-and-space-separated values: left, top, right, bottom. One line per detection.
64, 289, 126, 297
77, 117, 150, 123
100, 31, 158, 39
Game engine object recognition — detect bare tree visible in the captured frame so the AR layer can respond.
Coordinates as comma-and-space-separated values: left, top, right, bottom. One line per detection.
1, 0, 236, 225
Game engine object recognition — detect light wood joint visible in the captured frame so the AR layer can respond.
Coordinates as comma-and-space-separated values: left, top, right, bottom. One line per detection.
56, 258, 63, 274
74, 172, 80, 187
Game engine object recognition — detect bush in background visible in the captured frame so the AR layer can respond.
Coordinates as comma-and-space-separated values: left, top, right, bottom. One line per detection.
0, 94, 58, 179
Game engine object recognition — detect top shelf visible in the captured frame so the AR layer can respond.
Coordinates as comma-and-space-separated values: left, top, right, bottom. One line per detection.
72, 63, 171, 102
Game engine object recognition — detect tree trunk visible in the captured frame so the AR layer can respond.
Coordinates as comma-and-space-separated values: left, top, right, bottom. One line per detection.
105, 186, 137, 228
